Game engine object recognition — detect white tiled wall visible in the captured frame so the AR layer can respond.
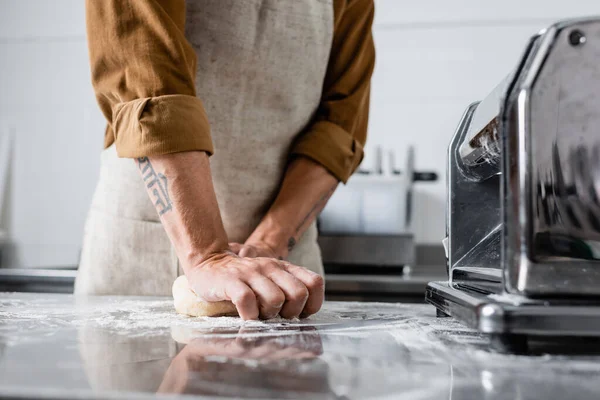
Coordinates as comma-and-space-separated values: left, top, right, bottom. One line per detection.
0, 1, 598, 267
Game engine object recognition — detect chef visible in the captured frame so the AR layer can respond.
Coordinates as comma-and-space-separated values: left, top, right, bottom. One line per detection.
75, 0, 375, 320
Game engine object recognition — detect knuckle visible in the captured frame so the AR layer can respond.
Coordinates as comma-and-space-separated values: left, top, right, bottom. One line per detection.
258, 260, 279, 274
229, 268, 244, 280
248, 259, 264, 269
238, 264, 257, 276
254, 283, 285, 309
269, 292, 286, 307
288, 286, 309, 302
307, 274, 325, 290
233, 287, 255, 306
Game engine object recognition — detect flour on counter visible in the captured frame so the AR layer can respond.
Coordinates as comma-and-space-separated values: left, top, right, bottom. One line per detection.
77, 300, 435, 338
4, 292, 600, 400
0, 293, 443, 344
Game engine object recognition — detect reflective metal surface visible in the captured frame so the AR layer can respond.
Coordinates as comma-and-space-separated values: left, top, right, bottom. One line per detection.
445, 17, 600, 297
447, 103, 502, 280
458, 75, 512, 179
502, 17, 600, 295
529, 26, 600, 257
3, 293, 600, 400
431, 17, 600, 351
428, 281, 600, 337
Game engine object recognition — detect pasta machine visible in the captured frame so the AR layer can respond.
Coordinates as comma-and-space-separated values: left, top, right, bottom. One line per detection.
426, 17, 600, 353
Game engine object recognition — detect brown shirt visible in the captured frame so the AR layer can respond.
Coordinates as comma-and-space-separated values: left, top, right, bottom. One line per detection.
86, 0, 375, 183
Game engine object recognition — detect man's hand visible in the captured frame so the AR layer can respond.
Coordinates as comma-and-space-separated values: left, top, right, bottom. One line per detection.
228, 241, 279, 259
187, 252, 324, 320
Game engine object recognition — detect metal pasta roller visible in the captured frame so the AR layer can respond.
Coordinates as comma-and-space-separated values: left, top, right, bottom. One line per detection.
426, 17, 600, 353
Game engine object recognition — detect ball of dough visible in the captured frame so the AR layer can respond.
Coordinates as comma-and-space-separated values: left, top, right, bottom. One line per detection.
172, 275, 238, 317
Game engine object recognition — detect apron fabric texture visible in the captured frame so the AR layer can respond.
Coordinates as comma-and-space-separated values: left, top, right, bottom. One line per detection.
75, 0, 334, 296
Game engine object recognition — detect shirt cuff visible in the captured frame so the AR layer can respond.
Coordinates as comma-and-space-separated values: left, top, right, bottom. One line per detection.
112, 94, 213, 158
291, 120, 364, 183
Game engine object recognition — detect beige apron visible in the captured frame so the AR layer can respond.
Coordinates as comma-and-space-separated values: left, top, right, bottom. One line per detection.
75, 0, 333, 296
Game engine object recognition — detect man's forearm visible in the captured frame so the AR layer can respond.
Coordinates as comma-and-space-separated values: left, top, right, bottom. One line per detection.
135, 151, 229, 272
136, 152, 325, 320
246, 157, 339, 259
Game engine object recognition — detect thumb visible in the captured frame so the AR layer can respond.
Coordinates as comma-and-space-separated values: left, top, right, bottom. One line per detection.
229, 242, 243, 255
239, 245, 257, 258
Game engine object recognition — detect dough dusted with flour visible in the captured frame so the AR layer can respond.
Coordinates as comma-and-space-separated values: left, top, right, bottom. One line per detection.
172, 275, 238, 317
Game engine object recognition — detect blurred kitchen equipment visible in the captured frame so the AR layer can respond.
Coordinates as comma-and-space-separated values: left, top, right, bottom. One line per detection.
318, 146, 437, 268
320, 146, 437, 235
0, 127, 11, 266
427, 17, 600, 353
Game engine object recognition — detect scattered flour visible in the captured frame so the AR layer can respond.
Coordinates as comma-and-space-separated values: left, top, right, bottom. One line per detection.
3, 293, 600, 400
1, 294, 441, 343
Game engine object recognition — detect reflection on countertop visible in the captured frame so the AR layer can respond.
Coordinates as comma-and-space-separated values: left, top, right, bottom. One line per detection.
1, 293, 600, 399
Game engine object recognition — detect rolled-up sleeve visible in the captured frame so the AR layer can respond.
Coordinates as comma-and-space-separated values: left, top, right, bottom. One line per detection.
86, 0, 213, 158
291, 0, 375, 183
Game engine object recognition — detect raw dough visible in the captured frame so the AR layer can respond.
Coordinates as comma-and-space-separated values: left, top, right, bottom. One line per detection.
172, 275, 238, 317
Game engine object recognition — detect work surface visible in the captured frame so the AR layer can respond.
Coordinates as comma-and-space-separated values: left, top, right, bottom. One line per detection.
1, 294, 599, 400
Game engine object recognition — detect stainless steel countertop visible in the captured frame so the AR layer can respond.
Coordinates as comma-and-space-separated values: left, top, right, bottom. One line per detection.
2, 294, 600, 399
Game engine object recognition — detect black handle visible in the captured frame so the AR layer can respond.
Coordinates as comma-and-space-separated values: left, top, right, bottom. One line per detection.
413, 171, 438, 182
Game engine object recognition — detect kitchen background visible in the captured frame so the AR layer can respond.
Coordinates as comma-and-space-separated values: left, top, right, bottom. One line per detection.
0, 0, 599, 269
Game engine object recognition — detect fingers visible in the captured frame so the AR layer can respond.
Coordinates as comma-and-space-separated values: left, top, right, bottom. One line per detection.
280, 262, 325, 318
190, 253, 323, 321
266, 264, 309, 319
245, 274, 285, 319
224, 280, 259, 320
228, 242, 243, 255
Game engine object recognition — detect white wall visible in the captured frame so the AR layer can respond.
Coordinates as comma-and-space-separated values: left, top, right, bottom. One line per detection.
0, 1, 104, 268
0, 1, 598, 267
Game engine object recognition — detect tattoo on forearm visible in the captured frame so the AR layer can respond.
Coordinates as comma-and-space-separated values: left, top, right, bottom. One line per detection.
136, 157, 173, 216
295, 186, 336, 233
287, 185, 336, 252
287, 237, 297, 252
